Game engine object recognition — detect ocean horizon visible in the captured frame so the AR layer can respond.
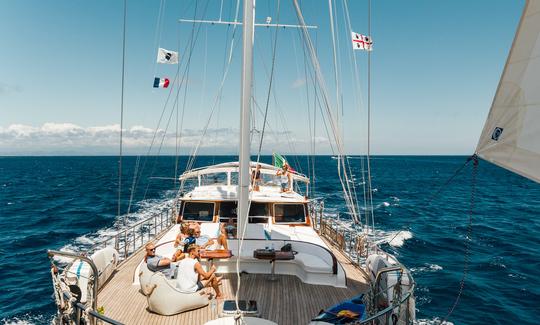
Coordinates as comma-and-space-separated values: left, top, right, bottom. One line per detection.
1, 155, 539, 324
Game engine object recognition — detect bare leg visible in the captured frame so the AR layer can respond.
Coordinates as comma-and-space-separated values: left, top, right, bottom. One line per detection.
211, 277, 222, 298
201, 274, 222, 298
218, 234, 228, 250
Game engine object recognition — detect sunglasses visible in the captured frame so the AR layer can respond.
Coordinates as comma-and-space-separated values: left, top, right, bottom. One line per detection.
147, 248, 155, 252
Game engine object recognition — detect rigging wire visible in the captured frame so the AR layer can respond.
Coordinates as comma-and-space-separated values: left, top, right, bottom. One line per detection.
443, 156, 477, 323
151, 0, 167, 79
328, 0, 360, 218
292, 29, 313, 192
294, 0, 358, 222
118, 0, 127, 225
125, 0, 210, 215
365, 0, 376, 233
386, 156, 476, 245
141, 0, 210, 202
184, 0, 241, 173
127, 155, 141, 215
174, 21, 183, 192
336, 0, 364, 229
126, 1, 202, 212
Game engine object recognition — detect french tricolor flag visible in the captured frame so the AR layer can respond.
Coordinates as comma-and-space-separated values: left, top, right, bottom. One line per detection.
153, 77, 170, 88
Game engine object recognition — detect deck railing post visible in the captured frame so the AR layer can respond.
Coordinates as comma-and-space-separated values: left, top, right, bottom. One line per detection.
123, 231, 128, 259
132, 228, 136, 255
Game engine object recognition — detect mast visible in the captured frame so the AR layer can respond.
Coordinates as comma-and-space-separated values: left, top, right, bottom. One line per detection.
238, 0, 255, 238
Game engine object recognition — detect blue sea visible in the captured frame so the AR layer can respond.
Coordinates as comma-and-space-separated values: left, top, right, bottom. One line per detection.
1, 156, 539, 324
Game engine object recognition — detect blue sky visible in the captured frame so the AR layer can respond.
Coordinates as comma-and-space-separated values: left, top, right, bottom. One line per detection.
0, 0, 524, 155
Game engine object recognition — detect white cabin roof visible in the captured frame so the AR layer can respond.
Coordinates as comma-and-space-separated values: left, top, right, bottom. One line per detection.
181, 184, 307, 202
179, 161, 310, 184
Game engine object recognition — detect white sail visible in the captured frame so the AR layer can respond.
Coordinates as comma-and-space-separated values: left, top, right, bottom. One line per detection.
476, 0, 540, 183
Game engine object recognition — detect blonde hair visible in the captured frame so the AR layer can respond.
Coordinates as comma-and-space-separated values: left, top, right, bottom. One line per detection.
186, 244, 200, 254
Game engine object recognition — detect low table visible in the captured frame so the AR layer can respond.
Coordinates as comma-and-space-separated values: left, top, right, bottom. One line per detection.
253, 249, 295, 280
200, 249, 233, 259
200, 249, 233, 269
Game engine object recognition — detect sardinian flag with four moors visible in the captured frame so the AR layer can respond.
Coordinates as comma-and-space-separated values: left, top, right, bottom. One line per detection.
351, 32, 373, 51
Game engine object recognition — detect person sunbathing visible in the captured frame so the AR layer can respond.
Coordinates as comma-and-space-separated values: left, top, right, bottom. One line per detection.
176, 245, 223, 298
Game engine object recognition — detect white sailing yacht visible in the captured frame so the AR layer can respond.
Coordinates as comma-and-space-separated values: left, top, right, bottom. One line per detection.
46, 0, 540, 324
48, 1, 416, 324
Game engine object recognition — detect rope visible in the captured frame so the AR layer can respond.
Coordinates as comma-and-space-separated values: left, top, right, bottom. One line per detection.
443, 155, 477, 323
385, 155, 476, 246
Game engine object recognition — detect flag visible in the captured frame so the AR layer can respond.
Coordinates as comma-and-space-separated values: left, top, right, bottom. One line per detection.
273, 152, 286, 168
153, 77, 170, 88
351, 32, 373, 51
156, 48, 179, 64
273, 152, 295, 172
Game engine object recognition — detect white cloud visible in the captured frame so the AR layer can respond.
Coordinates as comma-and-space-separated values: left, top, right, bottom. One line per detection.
0, 122, 336, 155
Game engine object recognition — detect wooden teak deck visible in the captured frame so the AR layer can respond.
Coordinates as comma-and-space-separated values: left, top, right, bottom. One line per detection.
98, 240, 369, 325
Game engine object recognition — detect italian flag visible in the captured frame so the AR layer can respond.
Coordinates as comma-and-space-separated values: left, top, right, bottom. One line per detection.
273, 153, 295, 172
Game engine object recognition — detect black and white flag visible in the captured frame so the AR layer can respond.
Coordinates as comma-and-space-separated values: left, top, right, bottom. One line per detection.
156, 48, 179, 64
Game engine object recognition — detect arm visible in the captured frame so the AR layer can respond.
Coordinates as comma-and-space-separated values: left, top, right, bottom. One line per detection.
202, 239, 216, 249
194, 262, 216, 280
158, 257, 172, 267
174, 233, 182, 247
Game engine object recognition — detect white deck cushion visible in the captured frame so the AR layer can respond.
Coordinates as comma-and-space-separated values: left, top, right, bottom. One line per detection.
145, 272, 209, 315
293, 253, 332, 273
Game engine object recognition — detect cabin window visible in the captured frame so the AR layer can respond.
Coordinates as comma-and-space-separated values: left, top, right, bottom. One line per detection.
260, 173, 282, 187
219, 201, 238, 220
274, 204, 306, 223
249, 202, 270, 223
229, 172, 238, 185
182, 202, 215, 221
200, 173, 228, 186
249, 202, 269, 216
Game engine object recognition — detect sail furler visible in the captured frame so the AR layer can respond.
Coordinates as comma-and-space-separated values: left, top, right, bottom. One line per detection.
476, 1, 540, 183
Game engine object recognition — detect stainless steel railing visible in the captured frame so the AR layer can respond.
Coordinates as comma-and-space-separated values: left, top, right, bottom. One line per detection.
309, 199, 416, 324
89, 206, 175, 263
48, 206, 175, 325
